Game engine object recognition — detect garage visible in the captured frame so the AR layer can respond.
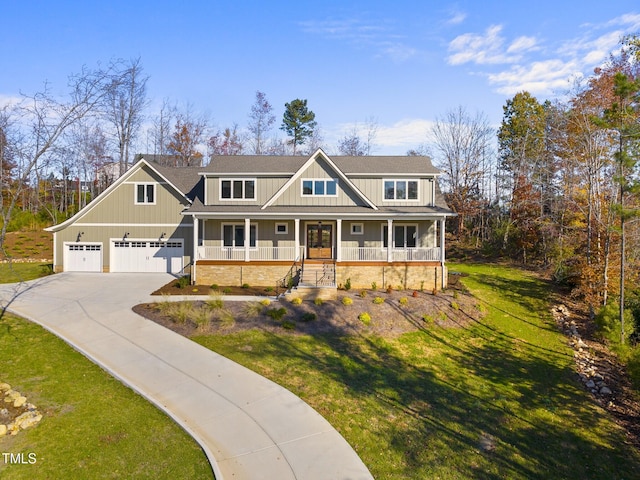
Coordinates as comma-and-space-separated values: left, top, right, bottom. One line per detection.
111, 240, 184, 273
64, 243, 103, 272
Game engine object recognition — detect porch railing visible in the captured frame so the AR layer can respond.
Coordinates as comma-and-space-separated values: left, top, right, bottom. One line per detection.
341, 247, 441, 262
197, 246, 303, 261
197, 246, 441, 262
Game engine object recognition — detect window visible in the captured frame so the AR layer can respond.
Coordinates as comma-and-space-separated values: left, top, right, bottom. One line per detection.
302, 179, 338, 196
351, 223, 364, 235
382, 224, 417, 248
222, 224, 257, 248
136, 183, 155, 204
220, 179, 256, 200
275, 223, 288, 235
384, 180, 418, 200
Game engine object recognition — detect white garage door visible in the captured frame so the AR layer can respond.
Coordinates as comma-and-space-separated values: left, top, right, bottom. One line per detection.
64, 243, 103, 272
111, 240, 184, 273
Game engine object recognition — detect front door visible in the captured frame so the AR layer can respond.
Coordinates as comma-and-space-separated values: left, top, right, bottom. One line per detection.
307, 223, 333, 259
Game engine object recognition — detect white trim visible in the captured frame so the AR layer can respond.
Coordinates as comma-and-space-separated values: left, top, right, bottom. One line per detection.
350, 223, 364, 235
382, 179, 420, 201
221, 222, 258, 249
275, 222, 289, 234
262, 149, 378, 210
301, 178, 339, 197
219, 178, 257, 201
72, 223, 192, 227
45, 158, 192, 232
134, 182, 157, 205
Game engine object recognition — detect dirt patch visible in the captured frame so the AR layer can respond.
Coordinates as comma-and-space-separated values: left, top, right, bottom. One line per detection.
151, 279, 278, 297
0, 231, 53, 262
135, 287, 480, 338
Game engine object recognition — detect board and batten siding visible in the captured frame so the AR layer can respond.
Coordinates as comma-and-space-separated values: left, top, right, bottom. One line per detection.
350, 176, 436, 207
53, 224, 193, 271
204, 176, 288, 205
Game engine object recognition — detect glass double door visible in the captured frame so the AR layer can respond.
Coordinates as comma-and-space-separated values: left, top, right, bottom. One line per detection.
306, 223, 333, 259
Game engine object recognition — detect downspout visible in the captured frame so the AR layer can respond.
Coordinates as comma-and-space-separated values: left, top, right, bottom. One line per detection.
192, 215, 199, 284
440, 217, 446, 289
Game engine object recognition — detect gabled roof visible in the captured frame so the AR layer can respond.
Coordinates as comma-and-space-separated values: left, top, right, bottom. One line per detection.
45, 158, 193, 232
202, 152, 440, 176
261, 149, 378, 210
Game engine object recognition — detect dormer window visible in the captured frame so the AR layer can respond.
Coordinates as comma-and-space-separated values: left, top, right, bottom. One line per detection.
220, 179, 256, 200
384, 180, 418, 200
302, 179, 338, 196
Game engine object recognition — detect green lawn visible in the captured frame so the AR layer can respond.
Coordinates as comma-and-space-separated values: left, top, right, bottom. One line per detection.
0, 262, 52, 284
0, 313, 213, 479
193, 263, 640, 479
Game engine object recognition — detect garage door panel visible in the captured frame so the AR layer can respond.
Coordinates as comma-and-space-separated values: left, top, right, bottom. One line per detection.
111, 240, 183, 273
65, 243, 102, 272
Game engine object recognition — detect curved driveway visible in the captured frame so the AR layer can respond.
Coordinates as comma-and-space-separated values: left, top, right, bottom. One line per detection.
0, 273, 373, 480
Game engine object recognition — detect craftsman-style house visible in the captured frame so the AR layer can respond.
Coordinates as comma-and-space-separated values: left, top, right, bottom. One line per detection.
46, 149, 454, 290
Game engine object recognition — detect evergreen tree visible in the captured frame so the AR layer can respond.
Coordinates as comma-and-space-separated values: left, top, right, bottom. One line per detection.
280, 99, 317, 154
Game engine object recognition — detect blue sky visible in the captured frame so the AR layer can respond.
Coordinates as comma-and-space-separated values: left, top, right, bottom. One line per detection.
2, 0, 640, 155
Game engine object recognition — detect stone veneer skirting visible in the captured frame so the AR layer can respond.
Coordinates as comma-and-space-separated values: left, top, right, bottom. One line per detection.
195, 261, 447, 290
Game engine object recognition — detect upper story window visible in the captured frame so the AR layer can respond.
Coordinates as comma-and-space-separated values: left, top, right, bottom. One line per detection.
384, 180, 418, 201
302, 179, 338, 196
135, 183, 155, 204
220, 179, 256, 200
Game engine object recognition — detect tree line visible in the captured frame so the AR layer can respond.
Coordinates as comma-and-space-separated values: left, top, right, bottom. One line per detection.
434, 35, 640, 347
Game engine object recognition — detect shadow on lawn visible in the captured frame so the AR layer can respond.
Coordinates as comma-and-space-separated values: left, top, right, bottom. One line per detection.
241, 309, 638, 480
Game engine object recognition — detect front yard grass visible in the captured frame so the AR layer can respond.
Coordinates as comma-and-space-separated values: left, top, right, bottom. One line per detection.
0, 313, 213, 479
0, 262, 52, 284
192, 263, 640, 479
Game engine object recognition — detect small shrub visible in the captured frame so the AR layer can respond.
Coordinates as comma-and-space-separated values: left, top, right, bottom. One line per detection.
190, 309, 211, 331
173, 301, 194, 324
359, 290, 368, 298
242, 283, 250, 289
260, 298, 271, 306
301, 312, 317, 322
373, 296, 385, 305
412, 290, 419, 298
371, 282, 378, 291
243, 302, 264, 317
264, 286, 274, 293
420, 280, 425, 292
217, 309, 235, 328
291, 297, 302, 305
452, 290, 460, 300
206, 292, 224, 310
432, 287, 438, 296
265, 307, 287, 321
422, 314, 434, 324
314, 297, 323, 306
223, 287, 232, 294
281, 320, 296, 330
386, 285, 393, 294
358, 312, 371, 325
211, 283, 219, 290
345, 278, 352, 291
399, 297, 408, 306
176, 276, 190, 289
342, 297, 353, 306
438, 311, 447, 321
450, 301, 460, 311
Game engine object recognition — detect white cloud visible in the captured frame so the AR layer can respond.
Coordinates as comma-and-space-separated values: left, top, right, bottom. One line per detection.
488, 59, 581, 96
447, 25, 526, 65
507, 36, 538, 54
445, 10, 467, 26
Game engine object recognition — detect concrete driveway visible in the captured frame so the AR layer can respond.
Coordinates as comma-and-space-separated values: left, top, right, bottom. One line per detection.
0, 273, 373, 480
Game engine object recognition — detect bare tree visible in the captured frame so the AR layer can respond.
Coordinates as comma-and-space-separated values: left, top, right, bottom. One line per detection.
431, 106, 494, 237
166, 107, 208, 166
149, 98, 176, 156
208, 124, 244, 156
247, 91, 275, 154
103, 57, 148, 175
1, 65, 110, 252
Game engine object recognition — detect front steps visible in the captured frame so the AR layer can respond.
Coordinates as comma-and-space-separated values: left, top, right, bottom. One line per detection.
299, 261, 335, 287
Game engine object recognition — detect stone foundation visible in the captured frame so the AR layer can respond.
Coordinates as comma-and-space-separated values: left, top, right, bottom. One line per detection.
336, 263, 446, 291
195, 261, 295, 287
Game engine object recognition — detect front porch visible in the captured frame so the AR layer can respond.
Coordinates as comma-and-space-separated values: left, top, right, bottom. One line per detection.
192, 217, 448, 290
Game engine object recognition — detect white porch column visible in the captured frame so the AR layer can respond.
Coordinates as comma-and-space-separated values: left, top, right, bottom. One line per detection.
192, 215, 199, 284
440, 217, 446, 288
387, 218, 393, 263
244, 218, 251, 262
336, 218, 342, 262
294, 218, 300, 260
